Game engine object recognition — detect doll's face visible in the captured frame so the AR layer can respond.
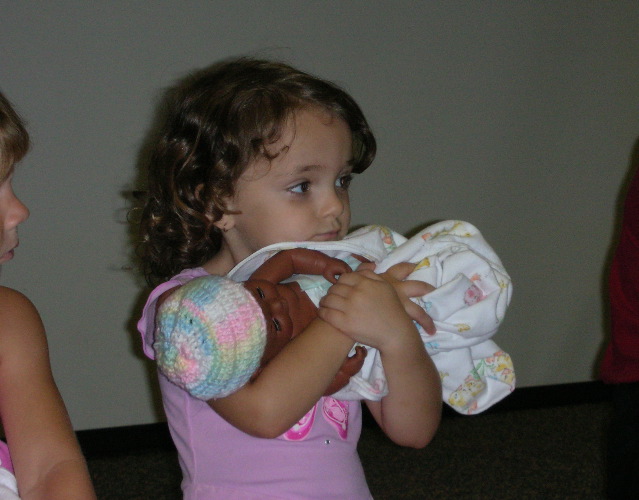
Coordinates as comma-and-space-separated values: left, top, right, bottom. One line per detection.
244, 279, 296, 367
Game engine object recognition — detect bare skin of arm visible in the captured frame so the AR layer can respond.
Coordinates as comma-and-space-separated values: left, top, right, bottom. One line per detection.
209, 317, 356, 438
211, 250, 366, 436
212, 259, 441, 441
0, 286, 96, 500
318, 263, 442, 449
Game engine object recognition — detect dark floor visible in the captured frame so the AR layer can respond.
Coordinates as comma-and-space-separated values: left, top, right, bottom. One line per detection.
86, 400, 612, 499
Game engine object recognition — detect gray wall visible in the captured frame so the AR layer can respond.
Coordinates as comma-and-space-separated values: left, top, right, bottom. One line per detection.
2, 2, 638, 431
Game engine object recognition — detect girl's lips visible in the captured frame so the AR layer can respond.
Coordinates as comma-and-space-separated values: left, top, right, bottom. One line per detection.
0, 249, 15, 263
313, 231, 340, 241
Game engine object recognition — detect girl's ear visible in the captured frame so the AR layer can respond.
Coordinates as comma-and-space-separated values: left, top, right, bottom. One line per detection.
212, 213, 235, 232
197, 183, 235, 232
212, 194, 238, 232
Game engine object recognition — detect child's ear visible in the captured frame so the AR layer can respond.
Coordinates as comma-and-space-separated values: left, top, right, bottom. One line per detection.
197, 183, 235, 232
211, 194, 237, 232
212, 213, 234, 232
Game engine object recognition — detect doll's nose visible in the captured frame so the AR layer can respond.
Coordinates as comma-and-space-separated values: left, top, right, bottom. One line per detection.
267, 297, 289, 315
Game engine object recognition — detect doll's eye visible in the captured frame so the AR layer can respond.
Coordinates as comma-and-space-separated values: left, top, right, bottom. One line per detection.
272, 318, 281, 332
256, 287, 265, 299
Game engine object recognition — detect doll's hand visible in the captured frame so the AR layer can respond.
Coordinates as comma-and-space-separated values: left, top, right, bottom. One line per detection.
320, 257, 353, 284
323, 345, 367, 395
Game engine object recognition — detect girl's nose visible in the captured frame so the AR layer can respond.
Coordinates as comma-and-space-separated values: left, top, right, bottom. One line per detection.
320, 189, 344, 218
9, 193, 29, 228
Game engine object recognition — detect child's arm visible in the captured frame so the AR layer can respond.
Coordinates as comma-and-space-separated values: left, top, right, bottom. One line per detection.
318, 264, 442, 449
154, 276, 353, 438
0, 287, 96, 500
208, 318, 356, 438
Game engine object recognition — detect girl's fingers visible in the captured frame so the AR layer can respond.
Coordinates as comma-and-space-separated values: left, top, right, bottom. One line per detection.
318, 291, 346, 311
395, 279, 435, 298
404, 301, 436, 334
382, 262, 416, 281
321, 282, 350, 301
355, 261, 376, 272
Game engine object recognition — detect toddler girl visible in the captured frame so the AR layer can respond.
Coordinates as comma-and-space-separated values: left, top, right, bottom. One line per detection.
0, 92, 96, 499
137, 58, 441, 499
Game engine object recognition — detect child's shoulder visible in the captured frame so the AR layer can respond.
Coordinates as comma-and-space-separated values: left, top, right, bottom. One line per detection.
0, 286, 44, 344
0, 285, 37, 313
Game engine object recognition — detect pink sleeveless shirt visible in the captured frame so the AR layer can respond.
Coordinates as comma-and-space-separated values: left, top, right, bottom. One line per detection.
0, 441, 12, 474
138, 268, 372, 500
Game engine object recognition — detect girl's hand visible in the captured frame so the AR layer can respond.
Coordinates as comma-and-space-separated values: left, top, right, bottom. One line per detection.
318, 262, 435, 346
371, 262, 436, 335
317, 264, 430, 349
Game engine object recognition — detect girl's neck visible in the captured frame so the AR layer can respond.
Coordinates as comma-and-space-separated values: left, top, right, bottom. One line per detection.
202, 254, 234, 276
201, 241, 240, 276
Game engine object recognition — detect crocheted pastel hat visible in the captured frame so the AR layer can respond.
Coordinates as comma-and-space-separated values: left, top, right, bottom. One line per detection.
154, 275, 267, 400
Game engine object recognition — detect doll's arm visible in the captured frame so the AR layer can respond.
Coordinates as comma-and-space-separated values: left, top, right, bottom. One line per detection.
0, 287, 96, 500
249, 248, 352, 284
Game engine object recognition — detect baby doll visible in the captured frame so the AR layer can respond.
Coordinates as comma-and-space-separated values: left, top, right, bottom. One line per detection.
154, 248, 367, 400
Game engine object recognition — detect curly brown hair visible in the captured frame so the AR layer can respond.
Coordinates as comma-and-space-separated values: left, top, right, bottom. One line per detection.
0, 91, 29, 180
139, 57, 376, 286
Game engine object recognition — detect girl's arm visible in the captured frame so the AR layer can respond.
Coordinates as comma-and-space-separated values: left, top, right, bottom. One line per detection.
208, 318, 355, 438
318, 265, 442, 449
0, 287, 96, 500
364, 330, 442, 448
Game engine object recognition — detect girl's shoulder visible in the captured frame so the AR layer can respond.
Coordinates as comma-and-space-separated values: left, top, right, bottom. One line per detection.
0, 286, 39, 320
0, 286, 44, 348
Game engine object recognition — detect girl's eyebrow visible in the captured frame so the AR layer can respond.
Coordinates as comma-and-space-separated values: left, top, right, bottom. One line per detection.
273, 163, 321, 179
280, 161, 354, 178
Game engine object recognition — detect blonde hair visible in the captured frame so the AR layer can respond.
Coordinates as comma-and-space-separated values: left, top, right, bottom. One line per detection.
0, 92, 29, 180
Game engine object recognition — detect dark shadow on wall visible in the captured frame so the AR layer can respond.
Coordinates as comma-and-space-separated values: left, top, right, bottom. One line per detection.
116, 76, 188, 423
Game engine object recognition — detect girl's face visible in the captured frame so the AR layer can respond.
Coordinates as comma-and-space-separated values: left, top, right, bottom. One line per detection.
219, 107, 354, 264
0, 168, 30, 264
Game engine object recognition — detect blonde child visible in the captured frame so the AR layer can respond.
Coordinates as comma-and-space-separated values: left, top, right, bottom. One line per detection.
0, 92, 96, 499
137, 58, 442, 499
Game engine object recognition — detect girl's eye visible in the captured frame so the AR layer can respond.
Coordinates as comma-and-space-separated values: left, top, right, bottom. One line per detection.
289, 181, 310, 194
256, 287, 265, 299
336, 174, 353, 190
272, 318, 281, 332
